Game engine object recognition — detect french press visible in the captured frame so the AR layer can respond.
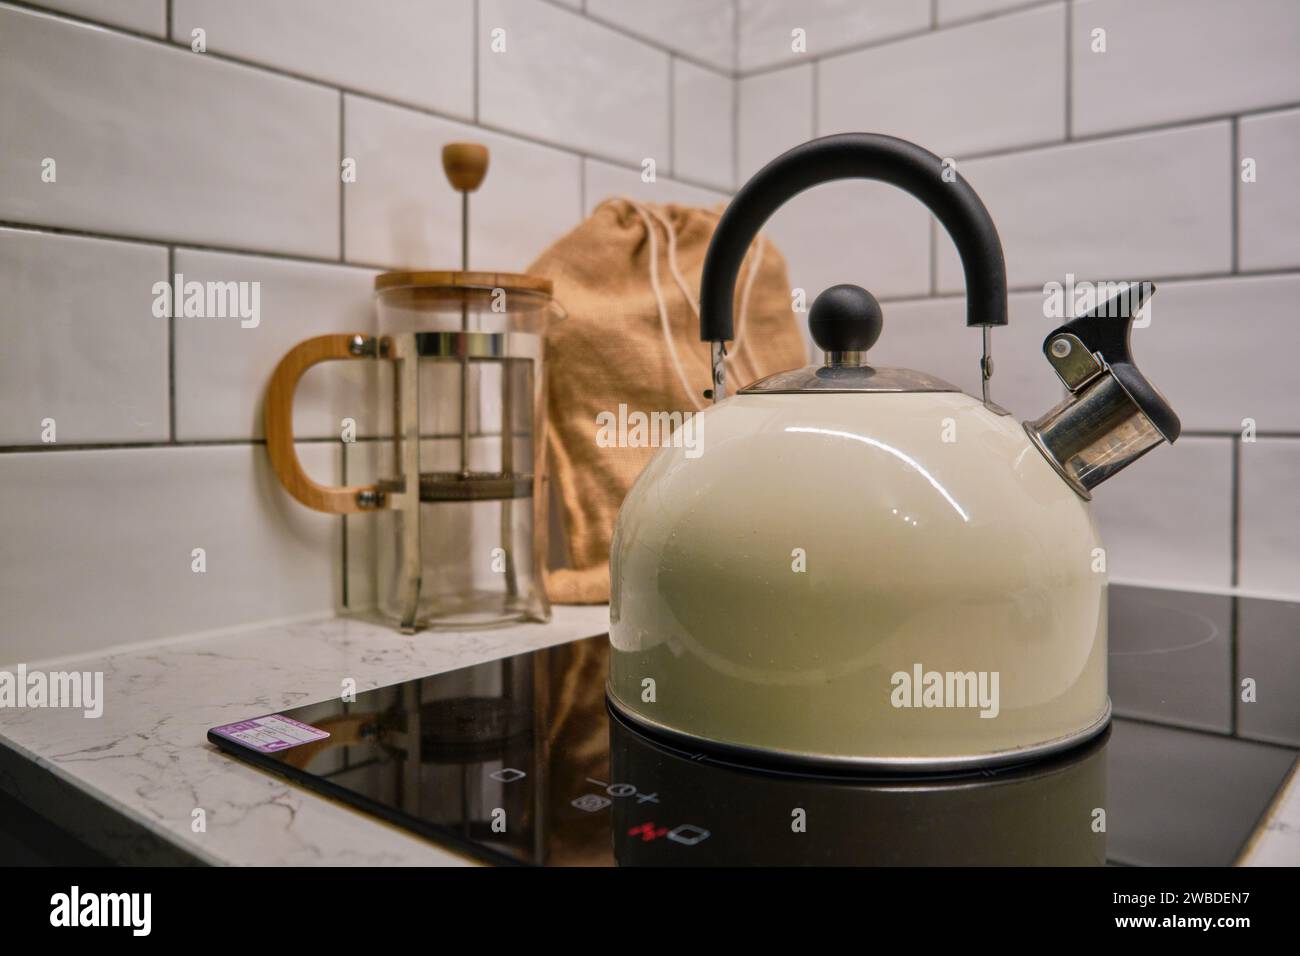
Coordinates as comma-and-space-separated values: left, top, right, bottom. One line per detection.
265, 144, 560, 632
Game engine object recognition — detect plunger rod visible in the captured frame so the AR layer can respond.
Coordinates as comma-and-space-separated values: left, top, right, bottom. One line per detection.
441, 144, 489, 478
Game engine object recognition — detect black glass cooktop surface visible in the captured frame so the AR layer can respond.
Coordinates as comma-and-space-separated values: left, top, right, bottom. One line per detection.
208, 585, 1299, 866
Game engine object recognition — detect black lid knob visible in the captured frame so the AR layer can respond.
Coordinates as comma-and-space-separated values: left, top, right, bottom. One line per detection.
809, 284, 883, 353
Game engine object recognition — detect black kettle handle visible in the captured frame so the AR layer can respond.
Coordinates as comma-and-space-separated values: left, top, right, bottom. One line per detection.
699, 133, 1008, 342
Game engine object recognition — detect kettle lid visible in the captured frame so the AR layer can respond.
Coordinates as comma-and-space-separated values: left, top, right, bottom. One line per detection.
740, 283, 960, 394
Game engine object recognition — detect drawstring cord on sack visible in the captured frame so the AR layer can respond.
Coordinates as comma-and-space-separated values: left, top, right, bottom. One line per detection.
642, 202, 764, 370
600, 197, 766, 410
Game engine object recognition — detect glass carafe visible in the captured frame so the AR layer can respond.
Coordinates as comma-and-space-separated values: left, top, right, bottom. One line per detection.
264, 270, 560, 632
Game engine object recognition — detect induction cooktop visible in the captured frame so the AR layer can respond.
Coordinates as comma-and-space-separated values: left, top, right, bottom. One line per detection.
207, 584, 1299, 866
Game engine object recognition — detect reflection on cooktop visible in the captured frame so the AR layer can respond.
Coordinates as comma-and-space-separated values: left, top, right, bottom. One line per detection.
208, 585, 1299, 866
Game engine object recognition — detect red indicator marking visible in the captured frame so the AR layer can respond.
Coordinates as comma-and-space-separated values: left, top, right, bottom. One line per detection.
627, 822, 670, 842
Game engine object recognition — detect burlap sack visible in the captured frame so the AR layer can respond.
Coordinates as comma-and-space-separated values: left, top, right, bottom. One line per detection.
528, 199, 808, 604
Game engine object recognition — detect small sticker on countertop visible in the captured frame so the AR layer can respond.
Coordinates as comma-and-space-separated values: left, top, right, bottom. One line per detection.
211, 715, 330, 753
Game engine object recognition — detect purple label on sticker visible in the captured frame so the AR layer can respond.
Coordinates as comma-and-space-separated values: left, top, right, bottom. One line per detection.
211, 714, 330, 753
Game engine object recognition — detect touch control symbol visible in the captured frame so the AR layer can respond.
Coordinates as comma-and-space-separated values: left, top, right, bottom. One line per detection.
667, 824, 710, 846
571, 793, 612, 813
490, 768, 526, 783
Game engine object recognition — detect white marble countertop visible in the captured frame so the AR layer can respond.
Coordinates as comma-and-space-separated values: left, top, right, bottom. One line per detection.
0, 607, 610, 865
3, 602, 1296, 867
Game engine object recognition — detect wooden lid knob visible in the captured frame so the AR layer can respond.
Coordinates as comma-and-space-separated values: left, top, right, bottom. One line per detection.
442, 143, 489, 193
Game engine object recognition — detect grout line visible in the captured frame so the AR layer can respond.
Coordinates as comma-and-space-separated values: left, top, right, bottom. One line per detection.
164, 0, 171, 39
810, 59, 819, 137
731, 0, 739, 73
1063, 0, 1072, 139
736, 0, 1060, 78
1231, 117, 1240, 273
1229, 436, 1243, 732
668, 55, 676, 177
928, 220, 937, 296
0, 429, 1293, 457
740, 25, 930, 78
908, 105, 1300, 171
0, 219, 356, 268
166, 245, 176, 443
730, 65, 739, 189
1183, 430, 1300, 440
927, 123, 1189, 167
11, 207, 1292, 301
962, 106, 1300, 160
472, 0, 480, 122
578, 157, 588, 216
1230, 437, 1243, 587
713, 103, 1298, 189
930, 0, 938, 29
8, 0, 348, 92
732, 0, 741, 187
537, 0, 736, 78
875, 264, 1300, 305
338, 91, 345, 263
0, 433, 509, 455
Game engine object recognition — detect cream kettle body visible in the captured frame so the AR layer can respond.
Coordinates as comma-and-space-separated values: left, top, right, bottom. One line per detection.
607, 133, 1182, 770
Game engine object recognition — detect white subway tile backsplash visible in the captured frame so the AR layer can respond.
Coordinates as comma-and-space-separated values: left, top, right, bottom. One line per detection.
171, 0, 474, 117
874, 291, 1064, 420
1239, 108, 1300, 272
1, 0, 1293, 659
835, 275, 1300, 437
818, 3, 1066, 157
672, 60, 735, 190
1239, 439, 1300, 595
766, 181, 932, 305
738, 64, 813, 181
1071, 0, 1300, 137
1091, 437, 1233, 590
1129, 274, 1300, 434
583, 159, 729, 212
172, 250, 378, 442
33, 0, 165, 35
344, 95, 582, 271
738, 0, 930, 72
478, 0, 669, 167
586, 0, 735, 69
0, 5, 339, 258
0, 443, 340, 664
936, 0, 1045, 25
0, 228, 168, 445
936, 123, 1232, 293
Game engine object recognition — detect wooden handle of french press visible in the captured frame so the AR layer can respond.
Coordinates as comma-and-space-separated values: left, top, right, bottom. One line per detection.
264, 334, 388, 515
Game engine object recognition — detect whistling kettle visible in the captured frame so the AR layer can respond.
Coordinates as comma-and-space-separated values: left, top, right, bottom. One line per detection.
607, 133, 1180, 771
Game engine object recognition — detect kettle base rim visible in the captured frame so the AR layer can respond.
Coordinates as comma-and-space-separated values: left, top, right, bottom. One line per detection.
605, 686, 1112, 777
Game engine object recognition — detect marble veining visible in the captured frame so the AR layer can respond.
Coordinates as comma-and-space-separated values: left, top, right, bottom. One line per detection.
0, 607, 610, 865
